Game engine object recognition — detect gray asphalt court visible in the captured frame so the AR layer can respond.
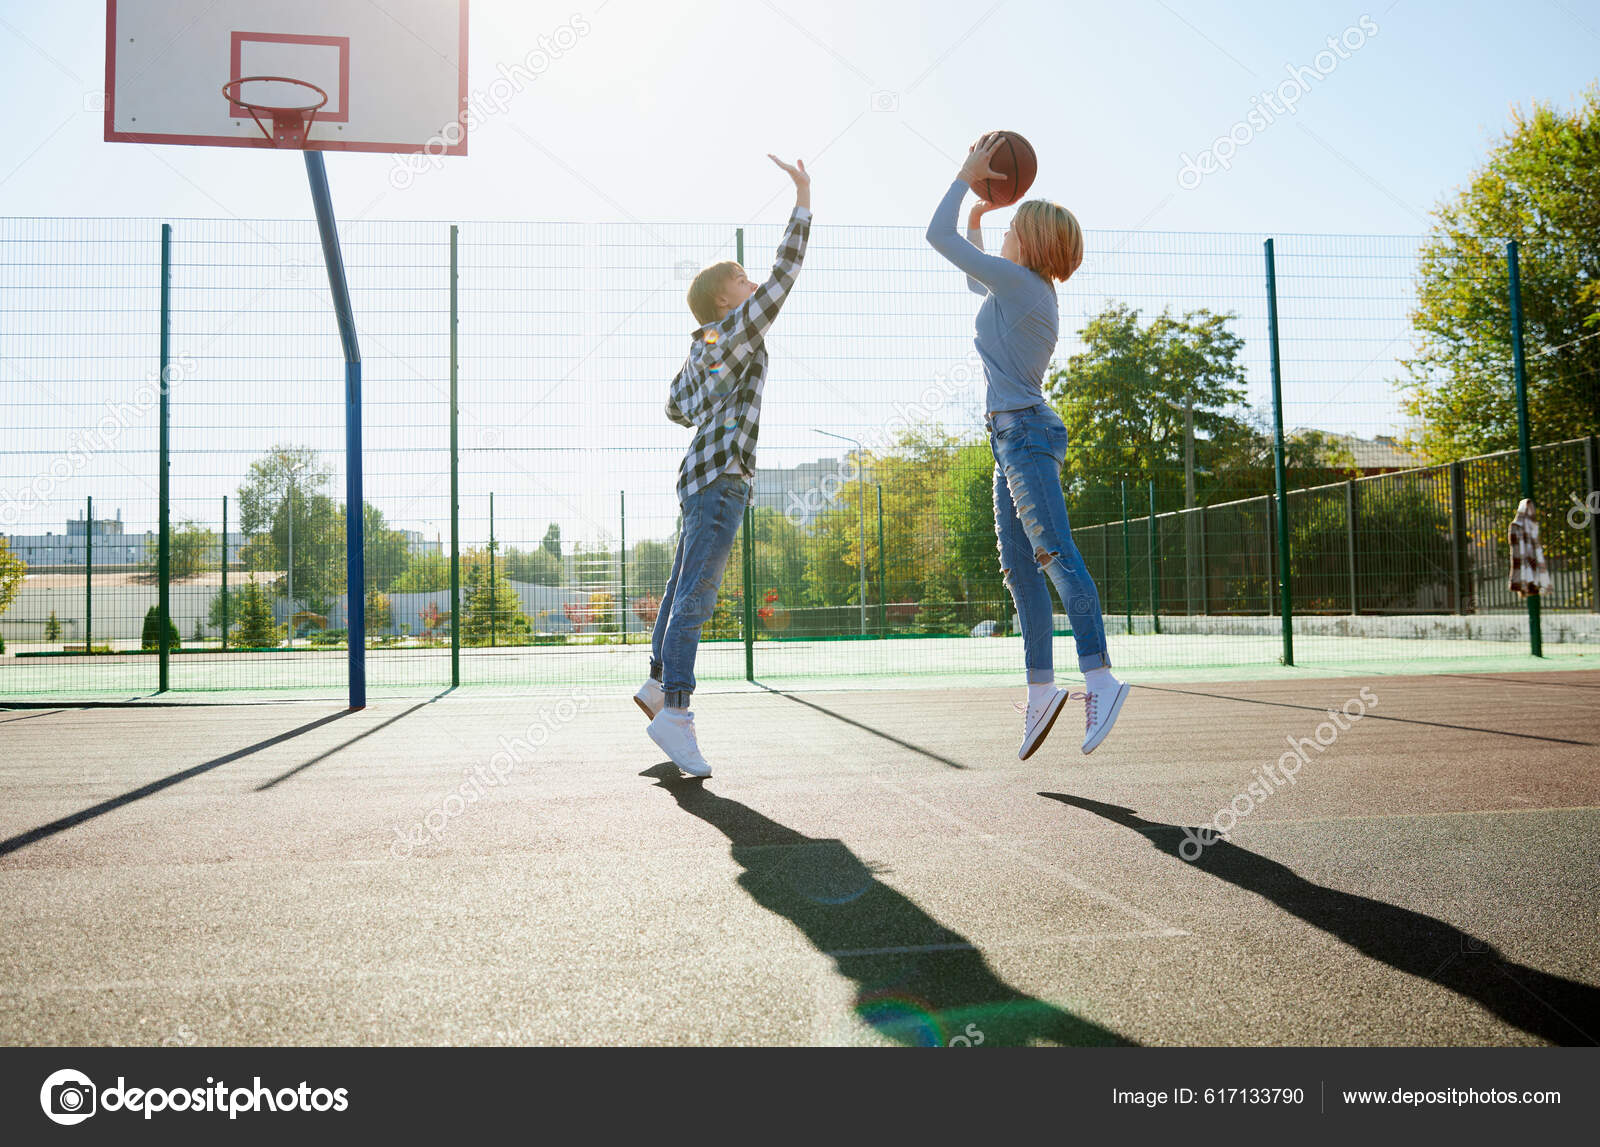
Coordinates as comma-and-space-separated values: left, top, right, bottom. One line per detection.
2, 669, 1598, 1046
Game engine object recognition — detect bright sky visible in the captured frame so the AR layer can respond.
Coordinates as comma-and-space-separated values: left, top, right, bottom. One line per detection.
2, 1, 1597, 548
2, 0, 1596, 229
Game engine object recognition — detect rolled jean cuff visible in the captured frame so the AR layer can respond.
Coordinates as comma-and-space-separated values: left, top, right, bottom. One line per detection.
1077, 651, 1111, 672
1026, 669, 1056, 685
664, 689, 692, 710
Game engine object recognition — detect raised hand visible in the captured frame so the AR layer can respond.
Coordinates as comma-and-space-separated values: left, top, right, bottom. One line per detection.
958, 132, 1008, 193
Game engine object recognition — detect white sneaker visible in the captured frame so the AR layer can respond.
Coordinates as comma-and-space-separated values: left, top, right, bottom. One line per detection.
1017, 688, 1070, 761
647, 708, 712, 777
634, 677, 665, 720
1078, 677, 1131, 755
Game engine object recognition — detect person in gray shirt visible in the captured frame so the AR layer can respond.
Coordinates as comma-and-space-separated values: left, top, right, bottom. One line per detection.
926, 133, 1131, 759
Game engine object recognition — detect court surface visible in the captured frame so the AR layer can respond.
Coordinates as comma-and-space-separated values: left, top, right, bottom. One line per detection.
2, 669, 1597, 1046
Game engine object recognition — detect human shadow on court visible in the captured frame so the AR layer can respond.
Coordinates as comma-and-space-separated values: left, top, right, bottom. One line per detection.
648, 765, 1130, 1046
1042, 792, 1600, 1045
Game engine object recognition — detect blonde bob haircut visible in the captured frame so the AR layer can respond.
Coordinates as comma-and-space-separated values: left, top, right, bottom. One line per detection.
687, 261, 743, 325
1012, 200, 1083, 283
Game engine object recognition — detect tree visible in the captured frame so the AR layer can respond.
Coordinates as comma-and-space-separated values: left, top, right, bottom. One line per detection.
141, 605, 181, 651
44, 611, 61, 641
939, 441, 1008, 616
207, 587, 235, 636
362, 503, 412, 593
1400, 85, 1600, 460
391, 551, 450, 593
504, 545, 563, 585
366, 590, 394, 635
459, 563, 531, 645
1049, 304, 1251, 523
237, 446, 340, 608
0, 537, 24, 621
231, 579, 282, 647
541, 523, 562, 559
142, 520, 215, 581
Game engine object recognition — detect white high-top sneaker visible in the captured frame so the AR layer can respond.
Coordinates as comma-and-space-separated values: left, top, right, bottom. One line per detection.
1079, 676, 1131, 755
634, 677, 665, 720
647, 708, 712, 777
1018, 688, 1070, 761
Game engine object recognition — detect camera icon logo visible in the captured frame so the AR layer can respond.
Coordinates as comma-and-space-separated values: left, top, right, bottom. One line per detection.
83, 90, 106, 113
869, 90, 900, 112
40, 1068, 97, 1125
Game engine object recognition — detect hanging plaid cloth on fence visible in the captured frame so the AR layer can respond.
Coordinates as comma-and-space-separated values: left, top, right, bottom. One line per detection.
1508, 498, 1552, 596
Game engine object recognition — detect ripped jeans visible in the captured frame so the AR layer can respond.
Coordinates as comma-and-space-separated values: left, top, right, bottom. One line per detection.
988, 404, 1110, 681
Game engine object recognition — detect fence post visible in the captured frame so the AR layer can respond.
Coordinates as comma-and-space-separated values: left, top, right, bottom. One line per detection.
1506, 240, 1541, 656
488, 491, 496, 648
1120, 480, 1132, 636
876, 484, 886, 637
158, 222, 172, 691
619, 490, 627, 643
449, 224, 460, 686
1449, 461, 1469, 614
1198, 506, 1209, 615
1345, 479, 1358, 614
742, 505, 756, 680
1586, 435, 1600, 613
85, 495, 93, 652
1264, 238, 1294, 666
220, 495, 228, 650
1148, 480, 1160, 634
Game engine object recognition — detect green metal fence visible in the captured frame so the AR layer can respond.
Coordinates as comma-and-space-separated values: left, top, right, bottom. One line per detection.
2, 218, 1596, 698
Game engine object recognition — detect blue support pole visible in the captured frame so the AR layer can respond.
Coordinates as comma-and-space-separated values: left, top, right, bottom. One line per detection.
304, 152, 365, 708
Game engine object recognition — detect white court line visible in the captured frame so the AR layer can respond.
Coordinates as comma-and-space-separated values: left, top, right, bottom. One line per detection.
870, 777, 1180, 934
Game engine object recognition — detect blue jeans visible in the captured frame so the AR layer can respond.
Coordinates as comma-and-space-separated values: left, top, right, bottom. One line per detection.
650, 472, 749, 707
989, 404, 1110, 681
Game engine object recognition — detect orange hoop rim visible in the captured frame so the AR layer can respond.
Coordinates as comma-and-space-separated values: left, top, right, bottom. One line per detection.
221, 75, 329, 144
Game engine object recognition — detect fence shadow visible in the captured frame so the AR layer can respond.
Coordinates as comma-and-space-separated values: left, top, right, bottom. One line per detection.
1041, 791, 1600, 1046
647, 765, 1130, 1046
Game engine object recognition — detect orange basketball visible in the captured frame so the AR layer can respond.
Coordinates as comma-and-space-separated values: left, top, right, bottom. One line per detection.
971, 131, 1037, 208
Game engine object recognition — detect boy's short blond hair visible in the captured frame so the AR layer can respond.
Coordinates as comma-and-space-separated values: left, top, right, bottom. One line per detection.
687, 261, 743, 325
1013, 200, 1083, 283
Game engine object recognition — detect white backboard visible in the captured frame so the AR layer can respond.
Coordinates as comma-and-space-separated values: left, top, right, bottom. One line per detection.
105, 0, 468, 154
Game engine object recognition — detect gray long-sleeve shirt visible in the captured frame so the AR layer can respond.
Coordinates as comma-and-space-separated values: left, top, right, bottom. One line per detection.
925, 178, 1059, 413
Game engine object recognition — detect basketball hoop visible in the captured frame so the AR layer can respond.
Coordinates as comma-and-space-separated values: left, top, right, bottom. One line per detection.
221, 76, 329, 147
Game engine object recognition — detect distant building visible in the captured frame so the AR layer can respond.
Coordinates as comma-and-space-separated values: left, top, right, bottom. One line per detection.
1297, 431, 1424, 476
753, 454, 878, 527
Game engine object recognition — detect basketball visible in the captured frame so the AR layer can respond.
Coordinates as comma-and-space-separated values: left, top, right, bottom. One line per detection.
971, 131, 1037, 207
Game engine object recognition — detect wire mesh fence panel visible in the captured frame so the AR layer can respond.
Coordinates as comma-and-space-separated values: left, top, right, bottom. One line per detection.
1, 218, 164, 695
5, 218, 1598, 698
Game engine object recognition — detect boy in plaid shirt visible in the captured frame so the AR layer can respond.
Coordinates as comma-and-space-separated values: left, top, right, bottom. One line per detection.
636, 155, 811, 776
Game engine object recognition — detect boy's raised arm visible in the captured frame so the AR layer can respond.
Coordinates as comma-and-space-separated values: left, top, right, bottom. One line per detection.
706, 156, 812, 374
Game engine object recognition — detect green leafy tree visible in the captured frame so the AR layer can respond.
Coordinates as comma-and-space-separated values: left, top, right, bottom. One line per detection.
1049, 304, 1252, 524
1400, 85, 1600, 460
541, 523, 562, 559
142, 519, 215, 581
391, 551, 451, 593
939, 441, 1008, 617
231, 579, 282, 647
366, 590, 394, 635
0, 537, 24, 621
504, 545, 563, 585
363, 504, 413, 592
141, 605, 181, 651
44, 610, 62, 641
459, 563, 531, 645
207, 587, 235, 636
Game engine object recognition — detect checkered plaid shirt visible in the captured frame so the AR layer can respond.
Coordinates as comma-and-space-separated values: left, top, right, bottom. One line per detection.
1509, 498, 1552, 596
666, 205, 811, 502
